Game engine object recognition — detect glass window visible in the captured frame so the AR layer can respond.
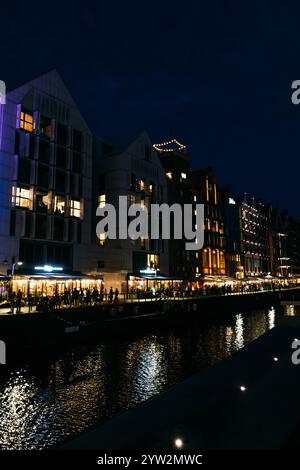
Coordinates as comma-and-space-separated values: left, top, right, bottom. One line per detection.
36, 192, 49, 212
20, 112, 33, 132
40, 115, 52, 139
99, 232, 105, 247
70, 199, 81, 218
12, 187, 32, 209
54, 195, 65, 215
57, 123, 67, 146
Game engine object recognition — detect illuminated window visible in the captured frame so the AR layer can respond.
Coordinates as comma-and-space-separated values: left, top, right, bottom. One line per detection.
99, 232, 105, 246
98, 194, 106, 208
140, 179, 145, 191
20, 112, 33, 132
147, 253, 159, 268
181, 172, 187, 180
70, 199, 81, 218
166, 172, 172, 180
205, 177, 209, 202
149, 182, 155, 193
12, 187, 32, 209
54, 195, 65, 214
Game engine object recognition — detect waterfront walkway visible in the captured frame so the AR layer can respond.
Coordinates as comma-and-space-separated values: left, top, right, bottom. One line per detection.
62, 316, 300, 450
0, 286, 296, 317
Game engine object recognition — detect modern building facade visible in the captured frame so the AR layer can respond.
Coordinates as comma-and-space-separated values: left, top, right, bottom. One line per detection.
0, 70, 93, 280
238, 194, 272, 276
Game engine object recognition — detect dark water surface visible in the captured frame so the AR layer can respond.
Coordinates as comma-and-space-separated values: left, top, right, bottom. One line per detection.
0, 306, 284, 449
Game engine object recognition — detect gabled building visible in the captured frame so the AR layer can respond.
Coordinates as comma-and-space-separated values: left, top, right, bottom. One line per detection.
0, 70, 93, 278
154, 139, 198, 280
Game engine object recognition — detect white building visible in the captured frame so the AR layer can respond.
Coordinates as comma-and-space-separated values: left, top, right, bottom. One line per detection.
87, 131, 169, 292
0, 70, 93, 276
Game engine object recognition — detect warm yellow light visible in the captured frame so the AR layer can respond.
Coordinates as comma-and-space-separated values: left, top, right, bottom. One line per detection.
174, 438, 183, 449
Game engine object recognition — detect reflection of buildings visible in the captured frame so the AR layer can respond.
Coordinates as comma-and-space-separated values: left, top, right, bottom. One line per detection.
0, 71, 94, 281
191, 168, 226, 276
88, 132, 169, 291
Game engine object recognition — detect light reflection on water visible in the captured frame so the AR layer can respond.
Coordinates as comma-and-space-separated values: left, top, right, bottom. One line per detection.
0, 307, 282, 449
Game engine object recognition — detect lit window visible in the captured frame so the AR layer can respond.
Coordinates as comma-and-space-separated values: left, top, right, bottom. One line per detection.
12, 187, 32, 209
140, 179, 145, 191
149, 183, 154, 193
20, 112, 33, 132
54, 195, 65, 214
147, 253, 159, 268
70, 199, 81, 218
194, 195, 197, 202
98, 194, 106, 208
166, 172, 172, 180
181, 172, 187, 179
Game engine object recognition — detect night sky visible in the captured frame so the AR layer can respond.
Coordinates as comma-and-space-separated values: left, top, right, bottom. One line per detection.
1, 2, 300, 216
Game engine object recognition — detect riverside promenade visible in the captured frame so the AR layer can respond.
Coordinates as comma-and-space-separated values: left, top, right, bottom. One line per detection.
62, 316, 300, 450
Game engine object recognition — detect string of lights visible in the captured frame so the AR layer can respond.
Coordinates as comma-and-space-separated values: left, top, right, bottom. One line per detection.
153, 139, 186, 153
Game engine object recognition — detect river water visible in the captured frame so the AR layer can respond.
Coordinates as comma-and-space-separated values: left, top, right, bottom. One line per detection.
0, 305, 288, 449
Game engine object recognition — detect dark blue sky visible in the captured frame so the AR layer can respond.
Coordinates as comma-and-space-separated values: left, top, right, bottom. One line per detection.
2, 1, 300, 216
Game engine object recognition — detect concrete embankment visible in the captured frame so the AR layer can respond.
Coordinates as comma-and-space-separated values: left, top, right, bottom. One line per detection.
1, 288, 299, 354
62, 316, 300, 450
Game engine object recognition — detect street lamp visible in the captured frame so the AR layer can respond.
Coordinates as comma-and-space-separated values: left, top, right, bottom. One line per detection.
12, 261, 23, 276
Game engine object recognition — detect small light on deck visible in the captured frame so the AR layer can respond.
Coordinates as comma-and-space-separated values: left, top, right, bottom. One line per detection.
273, 357, 279, 362
240, 385, 246, 392
174, 438, 183, 449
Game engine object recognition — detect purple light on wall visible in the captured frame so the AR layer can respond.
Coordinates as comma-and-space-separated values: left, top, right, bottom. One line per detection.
0, 104, 4, 151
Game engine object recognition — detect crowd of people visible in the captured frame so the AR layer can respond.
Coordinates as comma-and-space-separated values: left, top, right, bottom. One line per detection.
4, 286, 121, 314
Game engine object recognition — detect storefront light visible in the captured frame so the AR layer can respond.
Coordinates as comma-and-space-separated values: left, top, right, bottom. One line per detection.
34, 265, 63, 272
